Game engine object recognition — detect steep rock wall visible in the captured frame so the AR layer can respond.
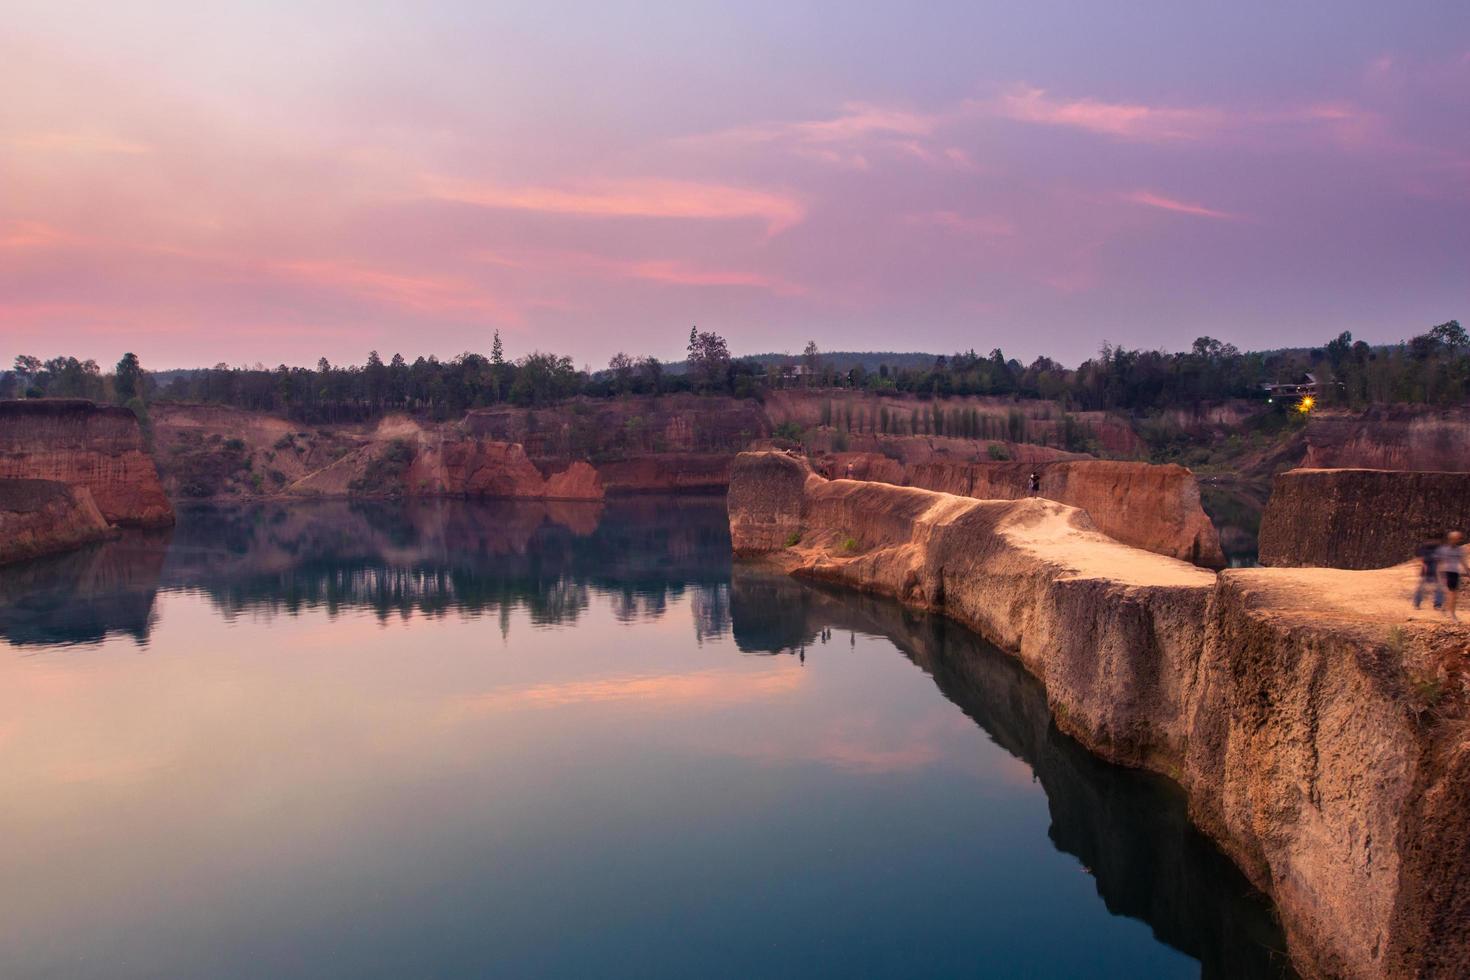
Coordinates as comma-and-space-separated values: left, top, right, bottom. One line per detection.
795, 453, 1224, 567
1259, 468, 1470, 569
0, 479, 114, 564
907, 458, 1225, 568
728, 451, 1470, 979
0, 400, 173, 527
1304, 408, 1470, 471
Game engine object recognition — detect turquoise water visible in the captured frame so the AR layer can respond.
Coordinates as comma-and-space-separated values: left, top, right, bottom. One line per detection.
0, 498, 1292, 978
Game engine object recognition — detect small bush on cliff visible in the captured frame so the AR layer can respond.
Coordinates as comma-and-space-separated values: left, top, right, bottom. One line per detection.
171, 438, 250, 497
986, 443, 1010, 460
774, 421, 804, 442
349, 439, 416, 496
785, 531, 802, 547
841, 535, 858, 552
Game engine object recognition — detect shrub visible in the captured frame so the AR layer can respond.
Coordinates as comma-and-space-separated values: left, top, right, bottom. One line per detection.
987, 443, 1010, 460
774, 421, 805, 442
841, 535, 858, 552
348, 439, 416, 495
784, 531, 802, 547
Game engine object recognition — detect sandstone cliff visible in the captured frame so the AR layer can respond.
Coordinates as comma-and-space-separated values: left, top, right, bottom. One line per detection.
804, 451, 1224, 568
1259, 468, 1470, 569
0, 478, 114, 564
1304, 407, 1470, 472
729, 451, 1469, 979
0, 400, 173, 527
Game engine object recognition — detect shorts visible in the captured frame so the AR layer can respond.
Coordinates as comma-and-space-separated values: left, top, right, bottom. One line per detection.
1447, 572, 1461, 592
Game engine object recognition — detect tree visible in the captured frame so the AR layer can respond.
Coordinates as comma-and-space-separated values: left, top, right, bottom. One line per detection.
489, 330, 508, 403
1430, 320, 1467, 351
114, 352, 144, 404
802, 340, 820, 373
686, 326, 731, 390
609, 352, 635, 394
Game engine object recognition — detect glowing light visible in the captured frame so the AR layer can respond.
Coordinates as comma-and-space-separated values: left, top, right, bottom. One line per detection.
1298, 395, 1315, 413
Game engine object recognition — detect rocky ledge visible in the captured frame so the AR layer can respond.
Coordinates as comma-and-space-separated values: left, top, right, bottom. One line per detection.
729, 450, 1469, 979
0, 478, 115, 564
0, 400, 174, 527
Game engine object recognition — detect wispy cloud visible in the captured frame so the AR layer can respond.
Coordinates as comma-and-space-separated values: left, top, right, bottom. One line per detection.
273, 260, 517, 320
0, 220, 74, 249
903, 210, 1015, 237
423, 175, 806, 235
478, 248, 805, 296
8, 131, 153, 155
989, 85, 1221, 141
1122, 189, 1239, 220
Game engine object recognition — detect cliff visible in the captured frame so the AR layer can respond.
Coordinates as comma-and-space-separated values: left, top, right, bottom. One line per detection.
1304, 407, 1470, 472
0, 400, 173, 528
1260, 468, 1470, 569
729, 451, 1469, 979
906, 458, 1225, 568
0, 478, 114, 564
800, 451, 1223, 568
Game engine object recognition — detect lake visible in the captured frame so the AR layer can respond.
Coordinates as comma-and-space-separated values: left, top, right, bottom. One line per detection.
0, 498, 1293, 978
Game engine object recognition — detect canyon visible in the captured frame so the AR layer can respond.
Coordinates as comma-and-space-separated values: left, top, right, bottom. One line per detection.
728, 450, 1469, 980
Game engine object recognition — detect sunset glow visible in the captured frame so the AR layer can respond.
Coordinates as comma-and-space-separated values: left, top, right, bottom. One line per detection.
2, 2, 1466, 367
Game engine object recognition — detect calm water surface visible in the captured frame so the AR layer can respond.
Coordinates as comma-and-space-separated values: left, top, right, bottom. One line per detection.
0, 498, 1292, 978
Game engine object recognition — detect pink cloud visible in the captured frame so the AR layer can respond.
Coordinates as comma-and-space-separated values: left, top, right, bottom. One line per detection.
272, 260, 519, 321
0, 220, 74, 249
1122, 189, 1239, 220
477, 249, 805, 296
7, 131, 153, 156
989, 85, 1221, 141
904, 210, 1015, 237
689, 102, 937, 148
422, 175, 806, 235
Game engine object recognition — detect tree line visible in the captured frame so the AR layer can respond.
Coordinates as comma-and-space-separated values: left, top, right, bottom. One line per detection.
3, 320, 1463, 424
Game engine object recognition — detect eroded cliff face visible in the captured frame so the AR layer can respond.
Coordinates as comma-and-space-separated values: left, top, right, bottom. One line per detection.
728, 451, 1469, 979
1304, 408, 1470, 472
798, 451, 1224, 568
1259, 468, 1470, 569
0, 478, 114, 564
0, 400, 173, 527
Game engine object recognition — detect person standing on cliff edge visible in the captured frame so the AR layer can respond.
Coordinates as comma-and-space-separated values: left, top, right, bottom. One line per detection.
1437, 531, 1464, 621
1414, 533, 1445, 611
1027, 472, 1040, 496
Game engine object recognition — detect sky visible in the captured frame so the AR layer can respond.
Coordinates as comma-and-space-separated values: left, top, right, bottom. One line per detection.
2, 0, 1467, 370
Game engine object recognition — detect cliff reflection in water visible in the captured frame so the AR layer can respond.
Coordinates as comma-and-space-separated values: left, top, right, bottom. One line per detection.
0, 497, 733, 647
731, 568, 1295, 980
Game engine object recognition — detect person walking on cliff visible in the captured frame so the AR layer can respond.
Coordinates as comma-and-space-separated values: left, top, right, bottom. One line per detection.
1027, 472, 1040, 496
1437, 531, 1465, 621
1413, 534, 1445, 611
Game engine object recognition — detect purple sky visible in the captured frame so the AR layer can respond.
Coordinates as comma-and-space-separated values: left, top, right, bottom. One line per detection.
2, 1, 1467, 369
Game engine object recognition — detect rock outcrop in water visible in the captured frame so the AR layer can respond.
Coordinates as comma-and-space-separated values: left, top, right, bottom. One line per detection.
0, 400, 173, 528
1259, 467, 1470, 569
0, 478, 114, 564
728, 450, 1470, 979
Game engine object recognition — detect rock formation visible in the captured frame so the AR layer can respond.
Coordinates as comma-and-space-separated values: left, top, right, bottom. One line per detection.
729, 451, 1469, 979
0, 478, 114, 564
1259, 468, 1470, 569
905, 458, 1226, 568
797, 451, 1225, 568
0, 400, 173, 528
1303, 407, 1470, 472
